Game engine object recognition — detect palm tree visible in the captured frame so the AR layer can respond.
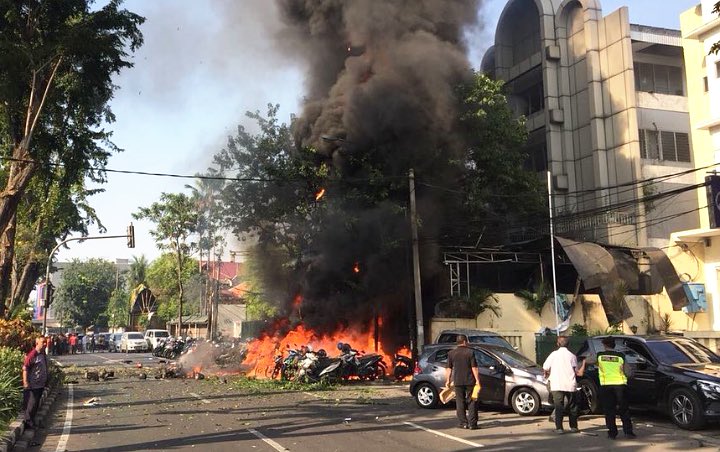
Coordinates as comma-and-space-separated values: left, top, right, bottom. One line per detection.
128, 255, 148, 288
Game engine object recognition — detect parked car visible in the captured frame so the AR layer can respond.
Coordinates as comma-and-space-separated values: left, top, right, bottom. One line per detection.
109, 333, 123, 352
410, 343, 551, 416
144, 329, 170, 350
120, 332, 149, 353
434, 329, 516, 350
576, 335, 720, 430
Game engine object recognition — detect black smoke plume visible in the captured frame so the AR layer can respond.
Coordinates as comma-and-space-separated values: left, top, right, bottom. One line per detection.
268, 0, 482, 345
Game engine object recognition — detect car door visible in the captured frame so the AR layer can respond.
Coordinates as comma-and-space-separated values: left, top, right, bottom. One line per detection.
473, 349, 505, 403
623, 339, 658, 407
427, 347, 452, 388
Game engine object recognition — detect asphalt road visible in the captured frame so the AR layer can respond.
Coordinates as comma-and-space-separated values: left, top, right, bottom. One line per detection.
28, 352, 720, 451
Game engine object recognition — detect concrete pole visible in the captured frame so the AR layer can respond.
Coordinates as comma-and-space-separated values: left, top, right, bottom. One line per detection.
409, 169, 425, 353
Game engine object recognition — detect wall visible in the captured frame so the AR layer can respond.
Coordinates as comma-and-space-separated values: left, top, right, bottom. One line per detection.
430, 287, 711, 363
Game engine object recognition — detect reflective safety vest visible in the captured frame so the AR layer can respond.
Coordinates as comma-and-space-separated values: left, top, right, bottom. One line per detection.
597, 351, 627, 386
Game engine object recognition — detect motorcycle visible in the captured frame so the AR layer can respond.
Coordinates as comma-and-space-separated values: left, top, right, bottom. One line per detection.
319, 343, 387, 382
392, 353, 414, 381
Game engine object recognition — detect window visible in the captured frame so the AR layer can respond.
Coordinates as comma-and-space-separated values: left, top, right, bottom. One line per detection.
634, 63, 684, 95
433, 348, 451, 363
704, 76, 709, 92
639, 129, 691, 162
473, 350, 499, 368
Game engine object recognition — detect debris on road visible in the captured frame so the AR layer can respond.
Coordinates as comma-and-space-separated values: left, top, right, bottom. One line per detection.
85, 371, 99, 381
138, 372, 147, 380
83, 397, 100, 406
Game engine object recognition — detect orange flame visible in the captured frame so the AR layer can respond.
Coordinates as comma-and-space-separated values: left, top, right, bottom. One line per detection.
353, 262, 360, 274
315, 188, 326, 201
293, 294, 303, 308
244, 322, 407, 379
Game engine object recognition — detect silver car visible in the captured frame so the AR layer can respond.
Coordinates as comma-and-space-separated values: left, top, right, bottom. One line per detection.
410, 344, 552, 416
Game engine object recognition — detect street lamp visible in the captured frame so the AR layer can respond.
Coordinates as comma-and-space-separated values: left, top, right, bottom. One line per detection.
42, 223, 137, 334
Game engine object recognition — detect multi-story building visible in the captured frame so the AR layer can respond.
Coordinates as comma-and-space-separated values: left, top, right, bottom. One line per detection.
481, 0, 699, 248
669, 2, 720, 335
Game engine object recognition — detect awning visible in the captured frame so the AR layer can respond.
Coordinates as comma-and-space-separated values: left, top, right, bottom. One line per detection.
643, 248, 690, 311
555, 237, 618, 289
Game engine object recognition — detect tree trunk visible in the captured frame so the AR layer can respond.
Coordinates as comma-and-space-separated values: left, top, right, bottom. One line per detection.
0, 213, 18, 317
9, 261, 41, 317
0, 148, 38, 240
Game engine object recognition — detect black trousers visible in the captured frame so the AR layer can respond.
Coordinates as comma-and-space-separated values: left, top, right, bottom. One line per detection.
551, 390, 578, 430
455, 384, 478, 427
599, 385, 633, 435
22, 388, 44, 427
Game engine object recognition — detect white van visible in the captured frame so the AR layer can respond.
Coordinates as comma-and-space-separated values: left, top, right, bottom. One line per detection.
144, 329, 170, 349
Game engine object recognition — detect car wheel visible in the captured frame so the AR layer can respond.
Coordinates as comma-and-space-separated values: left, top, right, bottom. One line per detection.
577, 378, 600, 414
415, 383, 439, 409
669, 388, 706, 430
511, 388, 540, 416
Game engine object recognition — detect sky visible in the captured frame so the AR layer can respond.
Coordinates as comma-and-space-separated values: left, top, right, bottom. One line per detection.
56, 0, 703, 264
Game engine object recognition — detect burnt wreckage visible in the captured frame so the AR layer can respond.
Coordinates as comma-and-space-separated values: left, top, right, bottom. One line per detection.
443, 236, 689, 324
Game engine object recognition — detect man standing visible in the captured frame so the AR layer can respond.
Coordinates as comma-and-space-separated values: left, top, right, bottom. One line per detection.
22, 337, 48, 429
597, 337, 635, 439
543, 336, 582, 434
445, 335, 480, 429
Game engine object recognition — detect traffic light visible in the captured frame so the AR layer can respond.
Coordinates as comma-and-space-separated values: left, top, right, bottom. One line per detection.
127, 223, 135, 248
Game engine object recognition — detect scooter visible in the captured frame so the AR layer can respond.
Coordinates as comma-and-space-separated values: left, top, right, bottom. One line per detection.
392, 353, 414, 381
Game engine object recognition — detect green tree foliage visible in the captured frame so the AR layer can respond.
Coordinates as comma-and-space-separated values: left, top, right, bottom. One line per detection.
105, 287, 129, 330
134, 194, 199, 332
515, 281, 553, 316
54, 258, 117, 329
711, 2, 720, 55
146, 253, 199, 324
127, 255, 148, 288
0, 0, 144, 315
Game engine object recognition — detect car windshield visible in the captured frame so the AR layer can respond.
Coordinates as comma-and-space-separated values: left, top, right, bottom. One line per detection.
155, 331, 169, 338
128, 333, 144, 340
646, 339, 720, 365
470, 335, 514, 349
491, 348, 538, 368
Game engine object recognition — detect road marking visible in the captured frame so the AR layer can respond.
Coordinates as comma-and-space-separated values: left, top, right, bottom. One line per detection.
189, 392, 211, 404
95, 355, 131, 366
56, 384, 74, 452
403, 421, 484, 448
247, 428, 288, 451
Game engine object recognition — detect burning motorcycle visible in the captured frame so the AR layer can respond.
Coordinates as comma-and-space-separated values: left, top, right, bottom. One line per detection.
392, 353, 414, 381
319, 342, 387, 382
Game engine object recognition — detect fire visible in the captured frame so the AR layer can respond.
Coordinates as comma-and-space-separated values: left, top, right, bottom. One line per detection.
292, 294, 303, 308
353, 262, 360, 274
244, 322, 404, 379
314, 188, 326, 201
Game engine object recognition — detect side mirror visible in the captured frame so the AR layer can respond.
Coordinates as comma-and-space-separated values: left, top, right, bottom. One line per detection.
636, 356, 648, 369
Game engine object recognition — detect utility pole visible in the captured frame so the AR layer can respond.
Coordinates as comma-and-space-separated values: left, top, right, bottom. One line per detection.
409, 169, 424, 353
547, 171, 560, 335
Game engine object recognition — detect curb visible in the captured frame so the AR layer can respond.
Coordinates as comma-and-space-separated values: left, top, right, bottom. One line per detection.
0, 382, 62, 452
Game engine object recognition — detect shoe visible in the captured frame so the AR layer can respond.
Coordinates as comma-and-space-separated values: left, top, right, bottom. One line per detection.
553, 429, 564, 434
624, 432, 636, 439
569, 428, 579, 433
458, 423, 468, 429
468, 425, 479, 430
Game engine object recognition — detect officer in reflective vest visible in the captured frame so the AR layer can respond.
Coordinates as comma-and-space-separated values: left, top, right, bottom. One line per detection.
597, 336, 635, 440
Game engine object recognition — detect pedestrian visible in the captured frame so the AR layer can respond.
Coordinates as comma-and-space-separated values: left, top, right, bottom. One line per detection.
444, 334, 480, 430
542, 336, 585, 434
68, 334, 76, 355
90, 334, 96, 353
22, 337, 48, 430
596, 336, 635, 439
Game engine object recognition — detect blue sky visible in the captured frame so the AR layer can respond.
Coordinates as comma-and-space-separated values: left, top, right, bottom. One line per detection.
56, 0, 703, 263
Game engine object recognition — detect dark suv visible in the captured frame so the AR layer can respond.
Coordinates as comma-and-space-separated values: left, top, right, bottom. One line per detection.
576, 335, 720, 430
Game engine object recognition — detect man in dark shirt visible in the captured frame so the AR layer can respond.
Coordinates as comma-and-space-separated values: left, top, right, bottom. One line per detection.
444, 335, 480, 429
22, 337, 48, 429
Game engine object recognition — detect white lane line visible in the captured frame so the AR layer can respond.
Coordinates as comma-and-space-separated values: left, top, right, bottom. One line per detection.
189, 392, 211, 404
55, 385, 75, 452
403, 421, 484, 448
247, 428, 288, 451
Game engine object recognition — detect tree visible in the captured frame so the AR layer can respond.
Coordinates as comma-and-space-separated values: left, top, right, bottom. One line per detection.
133, 193, 199, 335
105, 287, 129, 331
213, 73, 544, 329
127, 255, 149, 288
0, 0, 144, 315
53, 258, 117, 329
146, 253, 200, 323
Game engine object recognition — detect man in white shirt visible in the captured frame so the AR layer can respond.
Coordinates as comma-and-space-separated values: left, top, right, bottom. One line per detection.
543, 336, 584, 434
